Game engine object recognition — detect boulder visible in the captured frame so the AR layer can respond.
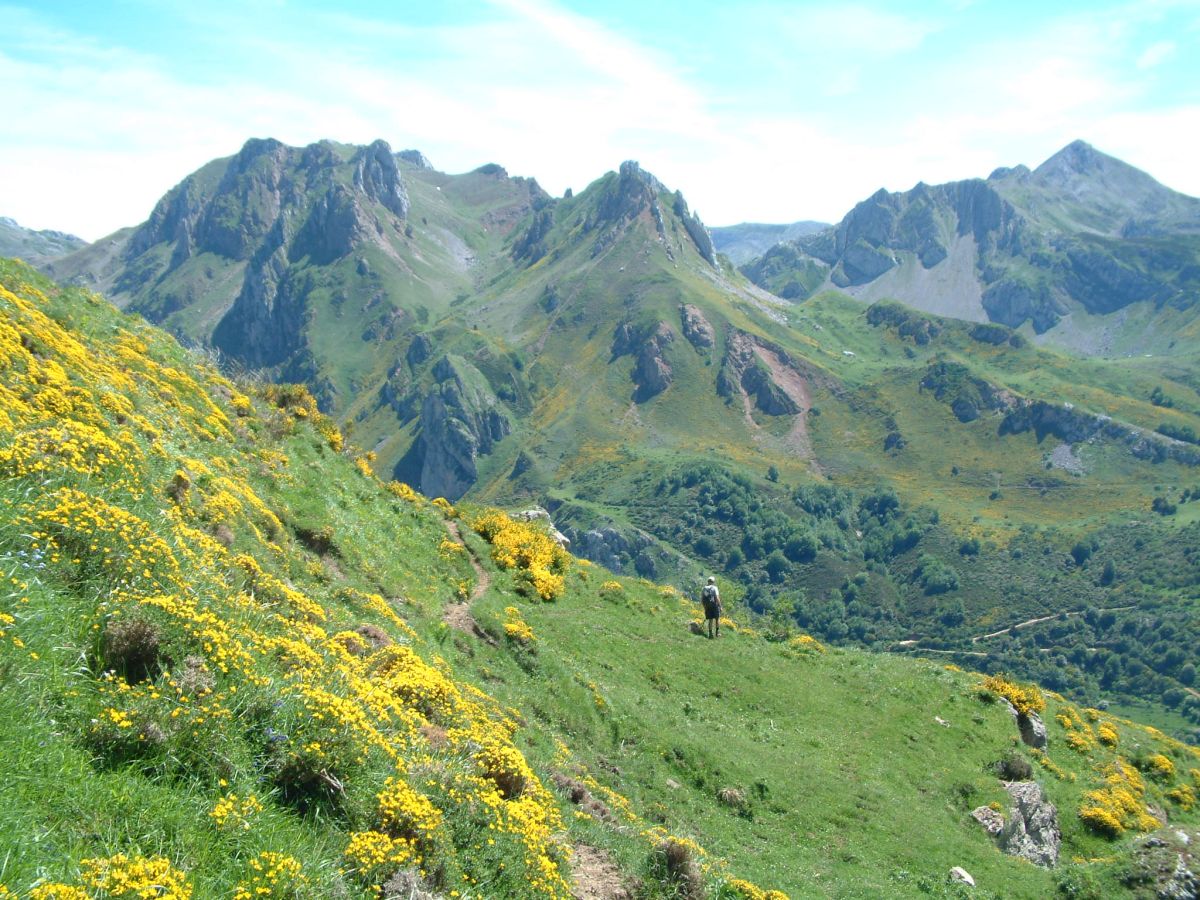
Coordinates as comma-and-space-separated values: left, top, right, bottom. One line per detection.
679, 304, 715, 350
949, 867, 975, 887
999, 781, 1060, 867
998, 698, 1048, 749
972, 805, 1004, 837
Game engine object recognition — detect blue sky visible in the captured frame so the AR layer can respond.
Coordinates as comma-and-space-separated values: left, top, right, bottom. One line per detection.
2, 0, 1198, 240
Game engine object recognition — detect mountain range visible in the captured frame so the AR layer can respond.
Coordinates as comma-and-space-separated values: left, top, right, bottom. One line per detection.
741, 141, 1200, 355
31, 138, 1200, 741
4, 257, 1199, 898
0, 215, 86, 263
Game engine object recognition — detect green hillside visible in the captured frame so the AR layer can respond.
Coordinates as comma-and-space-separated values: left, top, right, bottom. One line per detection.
741, 141, 1200, 352
3, 261, 1200, 898
40, 141, 1200, 742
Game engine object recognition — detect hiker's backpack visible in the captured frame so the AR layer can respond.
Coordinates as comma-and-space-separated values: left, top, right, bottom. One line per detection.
702, 584, 718, 604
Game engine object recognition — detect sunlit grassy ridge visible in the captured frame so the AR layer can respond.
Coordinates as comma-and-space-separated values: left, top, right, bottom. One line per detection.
2, 258, 1199, 899
0, 259, 572, 897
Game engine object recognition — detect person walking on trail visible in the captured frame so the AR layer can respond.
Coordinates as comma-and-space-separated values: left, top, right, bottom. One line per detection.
701, 576, 722, 639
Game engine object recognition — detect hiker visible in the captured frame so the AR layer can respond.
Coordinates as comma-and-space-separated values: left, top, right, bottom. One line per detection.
701, 576, 722, 638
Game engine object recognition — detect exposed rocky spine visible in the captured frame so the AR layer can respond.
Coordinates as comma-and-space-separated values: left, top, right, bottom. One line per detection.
679, 304, 715, 350
613, 320, 675, 401
718, 330, 801, 415
416, 356, 512, 500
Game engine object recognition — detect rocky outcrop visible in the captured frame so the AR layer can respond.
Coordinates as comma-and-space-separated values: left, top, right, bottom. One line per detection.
671, 192, 718, 267
396, 149, 434, 170
741, 141, 1200, 344
0, 216, 86, 263
999, 781, 1060, 867
612, 321, 675, 401
416, 356, 511, 500
971, 805, 1004, 837
291, 182, 371, 265
353, 140, 409, 219
679, 304, 715, 350
718, 330, 801, 415
406, 333, 434, 368
1001, 400, 1200, 466
920, 361, 1016, 423
998, 698, 1049, 749
564, 525, 656, 576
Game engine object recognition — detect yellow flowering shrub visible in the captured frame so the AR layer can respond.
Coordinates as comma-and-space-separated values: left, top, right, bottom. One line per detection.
1167, 784, 1196, 810
0, 265, 577, 898
232, 852, 306, 900
503, 606, 536, 645
210, 791, 264, 831
29, 886, 91, 900
471, 511, 570, 601
786, 634, 825, 654
980, 675, 1045, 716
726, 878, 791, 900
1079, 759, 1160, 837
1144, 753, 1175, 780
80, 853, 193, 899
386, 480, 421, 503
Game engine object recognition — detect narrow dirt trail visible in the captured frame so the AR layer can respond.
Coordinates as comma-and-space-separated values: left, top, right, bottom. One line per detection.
441, 520, 495, 642
970, 605, 1136, 643
570, 844, 632, 900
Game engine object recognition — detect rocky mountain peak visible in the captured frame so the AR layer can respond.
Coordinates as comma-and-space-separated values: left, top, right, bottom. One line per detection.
397, 149, 434, 170
352, 139, 409, 219
1032, 139, 1105, 182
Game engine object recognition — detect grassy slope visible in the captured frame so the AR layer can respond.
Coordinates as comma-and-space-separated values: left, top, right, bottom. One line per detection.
3, 259, 1199, 899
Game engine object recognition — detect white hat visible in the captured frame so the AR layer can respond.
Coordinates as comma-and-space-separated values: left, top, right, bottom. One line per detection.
707, 576, 715, 584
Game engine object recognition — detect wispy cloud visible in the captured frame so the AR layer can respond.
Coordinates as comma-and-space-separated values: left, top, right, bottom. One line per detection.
0, 0, 1197, 238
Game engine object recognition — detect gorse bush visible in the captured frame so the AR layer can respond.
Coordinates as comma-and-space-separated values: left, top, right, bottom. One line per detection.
0, 263, 572, 897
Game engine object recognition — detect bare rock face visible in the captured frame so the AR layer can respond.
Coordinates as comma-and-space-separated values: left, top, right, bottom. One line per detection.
679, 304, 715, 350
417, 356, 511, 501
999, 781, 1060, 867
612, 321, 675, 401
971, 805, 1004, 837
353, 140, 410, 219
717, 330, 800, 415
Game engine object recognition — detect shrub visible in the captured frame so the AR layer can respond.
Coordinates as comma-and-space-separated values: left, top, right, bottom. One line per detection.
995, 752, 1033, 781
101, 616, 163, 683
980, 674, 1045, 716
654, 837, 704, 900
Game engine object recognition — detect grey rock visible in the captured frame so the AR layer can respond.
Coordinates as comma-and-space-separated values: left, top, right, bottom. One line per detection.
997, 698, 1048, 749
0, 216, 87, 263
718, 330, 803, 415
679, 304, 715, 349
397, 149, 434, 170
972, 805, 1005, 837
352, 139, 409, 219
612, 321, 676, 401
567, 525, 653, 574
416, 356, 511, 500
1159, 856, 1197, 900
949, 867, 975, 887
1019, 711, 1048, 750
406, 333, 434, 368
999, 781, 1060, 867
633, 324, 675, 400
513, 507, 570, 548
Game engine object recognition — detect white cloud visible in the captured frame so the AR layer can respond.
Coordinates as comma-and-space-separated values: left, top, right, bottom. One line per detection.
1136, 39, 1176, 68
1, 0, 1197, 241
